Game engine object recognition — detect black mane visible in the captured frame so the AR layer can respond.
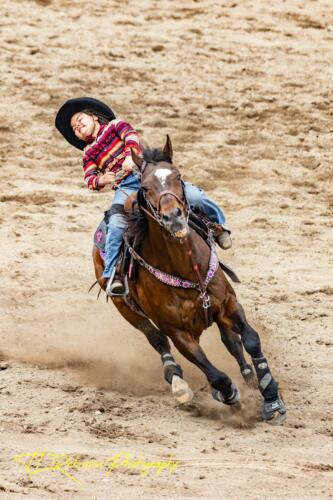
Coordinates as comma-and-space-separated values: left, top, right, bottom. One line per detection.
125, 148, 172, 246
126, 210, 148, 246
143, 148, 172, 164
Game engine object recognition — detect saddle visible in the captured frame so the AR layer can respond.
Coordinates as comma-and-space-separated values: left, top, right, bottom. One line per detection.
93, 194, 138, 252
93, 203, 137, 281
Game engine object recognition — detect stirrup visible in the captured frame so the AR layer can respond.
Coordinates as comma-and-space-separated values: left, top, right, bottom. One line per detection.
106, 271, 129, 297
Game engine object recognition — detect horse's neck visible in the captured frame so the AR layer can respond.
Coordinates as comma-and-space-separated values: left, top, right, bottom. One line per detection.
142, 219, 210, 279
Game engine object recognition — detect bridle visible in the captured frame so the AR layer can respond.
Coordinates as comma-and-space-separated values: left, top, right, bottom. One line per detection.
137, 160, 190, 229
126, 158, 215, 327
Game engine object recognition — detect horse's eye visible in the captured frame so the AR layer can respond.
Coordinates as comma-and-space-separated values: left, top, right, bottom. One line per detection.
176, 174, 181, 181
141, 186, 148, 192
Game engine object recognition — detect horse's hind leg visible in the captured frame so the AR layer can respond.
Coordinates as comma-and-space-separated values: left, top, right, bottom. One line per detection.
113, 298, 193, 403
216, 319, 255, 386
170, 329, 239, 406
226, 301, 286, 424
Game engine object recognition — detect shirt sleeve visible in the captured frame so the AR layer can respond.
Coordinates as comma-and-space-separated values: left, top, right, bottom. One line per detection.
113, 119, 142, 158
82, 156, 103, 191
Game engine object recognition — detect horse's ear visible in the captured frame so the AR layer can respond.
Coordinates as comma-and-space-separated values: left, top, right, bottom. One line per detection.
163, 134, 173, 161
131, 148, 144, 168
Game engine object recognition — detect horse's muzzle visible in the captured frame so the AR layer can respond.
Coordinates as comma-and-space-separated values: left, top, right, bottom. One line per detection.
161, 208, 189, 239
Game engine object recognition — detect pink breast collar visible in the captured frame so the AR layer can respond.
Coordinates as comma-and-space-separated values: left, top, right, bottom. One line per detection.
126, 242, 219, 291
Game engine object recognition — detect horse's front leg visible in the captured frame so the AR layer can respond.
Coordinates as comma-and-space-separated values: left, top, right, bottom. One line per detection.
229, 302, 287, 424
169, 329, 239, 406
216, 317, 256, 386
92, 246, 192, 403
113, 298, 193, 403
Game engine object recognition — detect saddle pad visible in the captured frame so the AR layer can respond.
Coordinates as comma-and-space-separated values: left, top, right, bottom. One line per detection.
94, 219, 107, 251
93, 204, 125, 252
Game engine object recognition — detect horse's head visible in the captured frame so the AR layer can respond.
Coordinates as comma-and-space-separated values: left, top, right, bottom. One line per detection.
131, 136, 189, 240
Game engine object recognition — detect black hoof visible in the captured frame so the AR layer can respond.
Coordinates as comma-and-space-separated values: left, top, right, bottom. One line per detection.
241, 364, 256, 386
212, 382, 240, 406
262, 397, 286, 425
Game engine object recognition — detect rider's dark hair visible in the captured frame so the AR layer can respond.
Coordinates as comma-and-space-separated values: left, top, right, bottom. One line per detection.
81, 108, 110, 125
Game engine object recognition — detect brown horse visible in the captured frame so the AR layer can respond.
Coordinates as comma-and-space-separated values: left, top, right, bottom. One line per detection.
92, 136, 286, 423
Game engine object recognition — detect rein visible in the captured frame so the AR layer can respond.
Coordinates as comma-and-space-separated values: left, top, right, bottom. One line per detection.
125, 159, 219, 327
139, 159, 190, 228
114, 160, 217, 327
141, 186, 190, 229
184, 237, 214, 326
124, 233, 219, 327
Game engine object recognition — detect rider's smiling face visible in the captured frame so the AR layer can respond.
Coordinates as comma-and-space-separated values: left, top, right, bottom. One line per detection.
70, 112, 98, 141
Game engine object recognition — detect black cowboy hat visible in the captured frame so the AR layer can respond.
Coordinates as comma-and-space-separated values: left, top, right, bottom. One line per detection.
55, 97, 116, 150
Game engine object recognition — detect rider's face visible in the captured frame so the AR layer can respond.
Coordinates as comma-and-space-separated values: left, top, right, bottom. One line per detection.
70, 112, 98, 141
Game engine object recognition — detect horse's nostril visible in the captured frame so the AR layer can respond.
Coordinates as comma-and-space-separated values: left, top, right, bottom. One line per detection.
162, 208, 182, 222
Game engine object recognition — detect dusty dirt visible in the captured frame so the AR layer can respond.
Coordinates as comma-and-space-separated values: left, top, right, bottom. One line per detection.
0, 0, 332, 498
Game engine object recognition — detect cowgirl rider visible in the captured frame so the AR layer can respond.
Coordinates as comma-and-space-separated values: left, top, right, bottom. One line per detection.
55, 97, 232, 296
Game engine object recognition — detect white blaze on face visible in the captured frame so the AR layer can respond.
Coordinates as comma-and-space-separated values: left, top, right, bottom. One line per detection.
154, 168, 172, 188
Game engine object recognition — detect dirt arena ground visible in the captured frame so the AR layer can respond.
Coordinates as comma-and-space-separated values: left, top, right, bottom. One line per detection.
0, 0, 332, 498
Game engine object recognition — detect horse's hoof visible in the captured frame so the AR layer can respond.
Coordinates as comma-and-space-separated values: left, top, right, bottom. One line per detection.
241, 365, 256, 387
262, 397, 287, 425
212, 383, 240, 406
172, 375, 194, 404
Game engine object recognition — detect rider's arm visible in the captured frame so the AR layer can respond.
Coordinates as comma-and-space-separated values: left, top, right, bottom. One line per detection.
82, 157, 103, 191
82, 157, 116, 189
113, 119, 142, 160
83, 155, 117, 190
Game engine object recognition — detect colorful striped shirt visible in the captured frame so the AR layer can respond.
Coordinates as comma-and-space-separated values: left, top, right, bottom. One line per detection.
82, 118, 142, 190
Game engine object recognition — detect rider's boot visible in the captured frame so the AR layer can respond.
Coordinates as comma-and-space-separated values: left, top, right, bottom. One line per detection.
208, 222, 232, 250
106, 274, 126, 296
216, 230, 232, 250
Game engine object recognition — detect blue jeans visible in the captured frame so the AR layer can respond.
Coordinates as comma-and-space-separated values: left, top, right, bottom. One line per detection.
183, 182, 226, 226
102, 174, 228, 278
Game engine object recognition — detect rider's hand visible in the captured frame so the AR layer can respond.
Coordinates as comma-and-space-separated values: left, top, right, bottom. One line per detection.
98, 171, 116, 187
122, 156, 135, 174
